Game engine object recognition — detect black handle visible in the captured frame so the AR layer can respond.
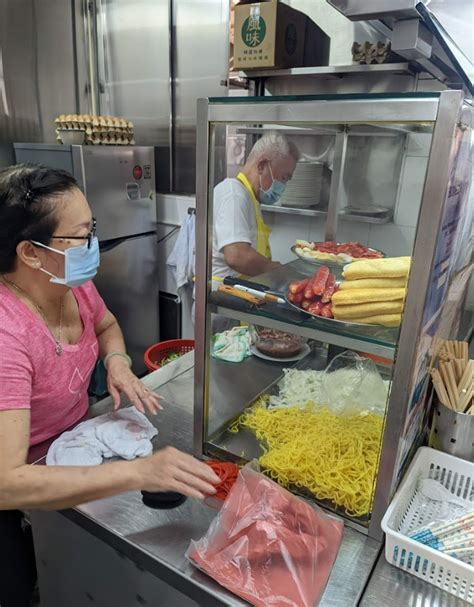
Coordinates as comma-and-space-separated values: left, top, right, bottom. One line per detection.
99, 230, 158, 252
223, 276, 269, 292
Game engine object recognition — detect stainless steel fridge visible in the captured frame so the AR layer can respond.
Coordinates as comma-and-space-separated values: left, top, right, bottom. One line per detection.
14, 144, 159, 375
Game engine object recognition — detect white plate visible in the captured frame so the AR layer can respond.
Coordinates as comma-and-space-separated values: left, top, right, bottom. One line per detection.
291, 244, 385, 266
281, 200, 321, 208
250, 343, 311, 362
279, 161, 326, 208
285, 189, 322, 195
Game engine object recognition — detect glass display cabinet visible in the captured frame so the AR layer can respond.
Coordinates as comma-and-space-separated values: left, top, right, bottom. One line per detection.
193, 91, 473, 539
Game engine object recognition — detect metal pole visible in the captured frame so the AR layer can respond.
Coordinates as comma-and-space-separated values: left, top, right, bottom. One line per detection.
168, 0, 176, 192
193, 98, 211, 457
325, 129, 348, 242
85, 0, 98, 115
369, 90, 465, 539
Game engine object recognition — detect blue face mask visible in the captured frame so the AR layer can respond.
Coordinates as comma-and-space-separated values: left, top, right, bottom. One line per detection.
32, 237, 100, 288
259, 164, 286, 205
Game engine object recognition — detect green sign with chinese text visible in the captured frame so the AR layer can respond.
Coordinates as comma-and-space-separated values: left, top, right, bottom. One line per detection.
242, 15, 266, 48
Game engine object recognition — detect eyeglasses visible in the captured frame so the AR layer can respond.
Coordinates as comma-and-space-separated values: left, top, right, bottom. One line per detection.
50, 218, 97, 249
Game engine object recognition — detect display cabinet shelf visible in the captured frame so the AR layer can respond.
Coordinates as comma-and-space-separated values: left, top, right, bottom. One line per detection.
194, 91, 472, 540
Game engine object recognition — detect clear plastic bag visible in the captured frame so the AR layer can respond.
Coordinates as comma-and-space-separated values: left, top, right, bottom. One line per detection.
186, 466, 344, 607
400, 473, 474, 563
322, 351, 388, 415
400, 472, 473, 536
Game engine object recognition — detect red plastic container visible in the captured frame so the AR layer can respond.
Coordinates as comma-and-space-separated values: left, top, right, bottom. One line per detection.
144, 339, 195, 372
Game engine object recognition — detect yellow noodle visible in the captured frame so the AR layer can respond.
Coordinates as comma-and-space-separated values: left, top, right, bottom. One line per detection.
228, 395, 269, 433
237, 403, 383, 518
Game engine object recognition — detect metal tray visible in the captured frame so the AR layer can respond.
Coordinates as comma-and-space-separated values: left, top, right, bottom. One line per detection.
291, 244, 385, 267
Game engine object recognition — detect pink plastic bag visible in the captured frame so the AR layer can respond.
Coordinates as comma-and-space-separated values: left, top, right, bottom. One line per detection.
187, 466, 344, 607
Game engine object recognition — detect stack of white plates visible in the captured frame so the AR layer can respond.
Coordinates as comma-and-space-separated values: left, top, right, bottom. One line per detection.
279, 161, 325, 208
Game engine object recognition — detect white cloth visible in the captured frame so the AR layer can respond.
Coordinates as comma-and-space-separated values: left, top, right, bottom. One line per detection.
211, 326, 251, 362
46, 407, 158, 466
167, 213, 196, 290
95, 407, 157, 460
45, 432, 105, 466
212, 178, 258, 280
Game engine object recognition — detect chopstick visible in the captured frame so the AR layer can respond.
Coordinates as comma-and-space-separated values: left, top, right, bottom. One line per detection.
410, 512, 474, 542
431, 344, 473, 414
440, 361, 459, 409
430, 368, 452, 409
438, 339, 469, 363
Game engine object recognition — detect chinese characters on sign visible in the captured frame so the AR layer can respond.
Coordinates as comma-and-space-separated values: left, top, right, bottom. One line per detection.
242, 48, 268, 61
242, 15, 266, 48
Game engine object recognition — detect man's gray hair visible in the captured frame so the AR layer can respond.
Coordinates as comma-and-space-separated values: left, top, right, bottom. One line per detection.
247, 132, 300, 164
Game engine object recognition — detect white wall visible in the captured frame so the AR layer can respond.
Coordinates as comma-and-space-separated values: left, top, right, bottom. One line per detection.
156, 193, 196, 338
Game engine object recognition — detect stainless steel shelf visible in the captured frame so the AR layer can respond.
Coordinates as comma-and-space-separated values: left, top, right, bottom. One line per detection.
235, 124, 423, 137
236, 125, 340, 136
261, 204, 394, 224
326, 1, 421, 21
231, 63, 414, 80
341, 210, 394, 224
261, 204, 327, 217
211, 260, 398, 360
213, 305, 396, 361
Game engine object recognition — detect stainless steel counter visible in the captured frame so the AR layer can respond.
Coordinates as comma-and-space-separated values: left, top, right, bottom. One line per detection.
30, 352, 471, 606
360, 553, 473, 607
31, 352, 380, 606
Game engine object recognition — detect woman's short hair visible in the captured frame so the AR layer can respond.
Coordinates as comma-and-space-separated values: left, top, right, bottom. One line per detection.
247, 133, 300, 164
0, 163, 78, 273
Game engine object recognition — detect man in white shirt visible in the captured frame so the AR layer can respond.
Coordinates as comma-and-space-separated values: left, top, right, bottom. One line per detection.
212, 133, 299, 280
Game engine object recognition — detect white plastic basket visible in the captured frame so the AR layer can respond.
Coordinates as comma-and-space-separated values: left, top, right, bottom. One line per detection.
381, 447, 474, 603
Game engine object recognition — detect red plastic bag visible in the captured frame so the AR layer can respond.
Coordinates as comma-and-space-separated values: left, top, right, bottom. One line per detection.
187, 466, 344, 607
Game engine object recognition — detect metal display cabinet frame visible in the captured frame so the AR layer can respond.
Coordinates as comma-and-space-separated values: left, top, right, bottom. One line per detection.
193, 90, 472, 540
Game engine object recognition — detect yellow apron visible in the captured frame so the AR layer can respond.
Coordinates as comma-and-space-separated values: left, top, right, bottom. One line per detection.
236, 172, 272, 259
209, 173, 272, 285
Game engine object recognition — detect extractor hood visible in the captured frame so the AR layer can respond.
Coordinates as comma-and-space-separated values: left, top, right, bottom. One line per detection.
327, 0, 473, 95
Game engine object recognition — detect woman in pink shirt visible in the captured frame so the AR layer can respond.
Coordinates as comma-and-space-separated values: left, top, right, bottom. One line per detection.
0, 164, 218, 606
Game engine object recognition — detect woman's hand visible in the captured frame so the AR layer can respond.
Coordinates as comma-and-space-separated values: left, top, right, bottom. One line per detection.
139, 447, 220, 499
106, 356, 162, 415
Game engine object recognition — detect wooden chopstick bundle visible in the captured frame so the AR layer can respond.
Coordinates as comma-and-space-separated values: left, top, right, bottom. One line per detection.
430, 368, 452, 409
453, 359, 465, 383
438, 339, 469, 363
430, 343, 473, 414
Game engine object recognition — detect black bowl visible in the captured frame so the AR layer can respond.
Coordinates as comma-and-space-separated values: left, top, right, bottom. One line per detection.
141, 490, 187, 510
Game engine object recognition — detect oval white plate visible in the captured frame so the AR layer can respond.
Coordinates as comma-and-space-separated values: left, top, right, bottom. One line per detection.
250, 343, 311, 363
291, 244, 385, 266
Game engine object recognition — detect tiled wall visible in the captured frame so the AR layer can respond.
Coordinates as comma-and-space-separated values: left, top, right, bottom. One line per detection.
265, 131, 430, 263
